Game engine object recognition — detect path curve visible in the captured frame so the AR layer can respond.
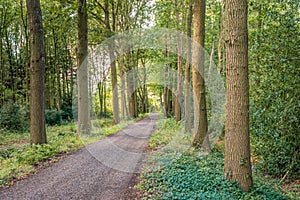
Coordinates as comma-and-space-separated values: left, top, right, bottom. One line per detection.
0, 113, 158, 200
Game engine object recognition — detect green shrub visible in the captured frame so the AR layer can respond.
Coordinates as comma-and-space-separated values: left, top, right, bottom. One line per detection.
250, 95, 300, 179
45, 109, 62, 125
0, 101, 29, 132
61, 105, 73, 122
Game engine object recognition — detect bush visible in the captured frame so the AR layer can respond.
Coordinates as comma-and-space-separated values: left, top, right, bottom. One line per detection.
45, 109, 62, 126
61, 105, 73, 122
250, 95, 300, 179
0, 101, 29, 132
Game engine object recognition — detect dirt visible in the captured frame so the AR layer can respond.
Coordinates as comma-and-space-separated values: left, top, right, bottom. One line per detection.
0, 113, 158, 200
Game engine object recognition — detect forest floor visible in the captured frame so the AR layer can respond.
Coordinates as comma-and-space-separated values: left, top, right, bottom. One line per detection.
0, 113, 158, 200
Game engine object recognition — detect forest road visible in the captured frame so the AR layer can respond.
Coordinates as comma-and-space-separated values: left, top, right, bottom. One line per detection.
0, 113, 158, 200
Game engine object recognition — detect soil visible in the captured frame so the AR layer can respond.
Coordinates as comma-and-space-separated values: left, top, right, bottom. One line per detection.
0, 113, 158, 200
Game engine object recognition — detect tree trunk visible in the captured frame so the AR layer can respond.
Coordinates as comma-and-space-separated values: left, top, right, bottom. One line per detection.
126, 51, 138, 119
104, 0, 119, 124
217, 0, 225, 74
174, 1, 182, 122
111, 57, 120, 124
184, 0, 193, 132
191, 0, 209, 151
119, 49, 127, 120
77, 0, 90, 134
224, 0, 253, 192
26, 0, 47, 144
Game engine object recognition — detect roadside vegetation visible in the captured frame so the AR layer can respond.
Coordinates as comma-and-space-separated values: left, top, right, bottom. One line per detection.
136, 118, 299, 200
0, 113, 148, 188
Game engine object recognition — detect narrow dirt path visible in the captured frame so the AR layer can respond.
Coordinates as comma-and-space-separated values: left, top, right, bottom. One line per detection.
0, 113, 158, 200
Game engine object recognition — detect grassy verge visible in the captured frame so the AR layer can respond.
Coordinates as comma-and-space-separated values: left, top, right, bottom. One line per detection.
0, 114, 148, 188
136, 117, 299, 200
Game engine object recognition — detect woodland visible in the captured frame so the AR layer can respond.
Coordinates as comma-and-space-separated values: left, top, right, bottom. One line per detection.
0, 0, 299, 198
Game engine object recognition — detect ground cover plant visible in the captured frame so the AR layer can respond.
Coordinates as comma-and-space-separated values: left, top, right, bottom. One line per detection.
137, 118, 299, 200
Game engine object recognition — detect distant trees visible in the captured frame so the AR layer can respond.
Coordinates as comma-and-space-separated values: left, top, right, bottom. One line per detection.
224, 0, 253, 192
26, 0, 47, 144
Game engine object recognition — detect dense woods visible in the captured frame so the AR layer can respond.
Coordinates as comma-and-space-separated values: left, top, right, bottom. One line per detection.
0, 0, 299, 196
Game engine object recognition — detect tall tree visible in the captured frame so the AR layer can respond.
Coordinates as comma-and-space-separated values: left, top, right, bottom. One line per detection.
191, 0, 209, 150
224, 0, 253, 192
174, 0, 183, 122
105, 0, 120, 124
184, 0, 193, 132
77, 0, 90, 134
26, 0, 47, 144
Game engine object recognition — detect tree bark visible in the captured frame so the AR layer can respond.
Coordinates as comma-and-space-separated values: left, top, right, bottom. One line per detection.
77, 0, 90, 134
26, 0, 47, 144
119, 49, 127, 120
174, 0, 182, 122
224, 0, 253, 192
184, 0, 193, 132
104, 0, 119, 124
191, 0, 209, 150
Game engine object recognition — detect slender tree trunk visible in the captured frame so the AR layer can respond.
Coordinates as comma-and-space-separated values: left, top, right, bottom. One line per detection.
175, 36, 182, 122
191, 0, 209, 151
126, 51, 138, 119
104, 0, 119, 124
20, 0, 30, 105
174, 1, 182, 122
224, 0, 253, 192
185, 0, 193, 132
217, 1, 225, 74
133, 57, 138, 117
77, 0, 90, 134
141, 58, 148, 113
119, 49, 127, 120
26, 0, 47, 144
110, 57, 120, 124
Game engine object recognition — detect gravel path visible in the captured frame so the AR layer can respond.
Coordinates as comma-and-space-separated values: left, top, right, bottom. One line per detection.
0, 113, 158, 200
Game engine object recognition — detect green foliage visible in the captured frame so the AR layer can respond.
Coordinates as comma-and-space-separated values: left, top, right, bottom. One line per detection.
138, 116, 297, 199
148, 118, 180, 149
139, 153, 295, 200
45, 105, 75, 126
0, 101, 29, 132
249, 0, 300, 179
0, 124, 83, 188
45, 109, 62, 126
60, 105, 73, 122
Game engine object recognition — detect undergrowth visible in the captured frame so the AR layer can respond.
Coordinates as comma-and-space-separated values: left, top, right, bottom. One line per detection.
137, 117, 299, 200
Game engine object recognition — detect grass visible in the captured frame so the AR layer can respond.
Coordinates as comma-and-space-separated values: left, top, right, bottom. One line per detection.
0, 114, 149, 188
136, 117, 299, 200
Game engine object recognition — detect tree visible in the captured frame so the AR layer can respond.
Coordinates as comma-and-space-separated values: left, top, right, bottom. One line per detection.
77, 0, 90, 134
26, 0, 47, 144
174, 0, 183, 122
191, 0, 209, 150
184, 0, 193, 132
224, 0, 253, 192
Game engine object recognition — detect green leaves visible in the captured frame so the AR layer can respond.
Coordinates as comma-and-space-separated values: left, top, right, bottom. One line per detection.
139, 153, 293, 199
249, 0, 300, 180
